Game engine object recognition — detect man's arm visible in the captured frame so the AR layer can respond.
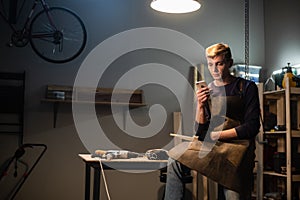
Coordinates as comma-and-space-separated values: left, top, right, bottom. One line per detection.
210, 128, 238, 140
195, 85, 210, 123
195, 86, 210, 139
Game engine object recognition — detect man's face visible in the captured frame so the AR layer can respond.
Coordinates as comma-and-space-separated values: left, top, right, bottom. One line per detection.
207, 54, 232, 81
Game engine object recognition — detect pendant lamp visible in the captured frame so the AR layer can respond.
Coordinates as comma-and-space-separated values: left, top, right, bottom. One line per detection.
150, 0, 201, 14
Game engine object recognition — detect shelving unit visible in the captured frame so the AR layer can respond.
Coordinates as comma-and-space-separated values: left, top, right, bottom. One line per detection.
0, 72, 25, 145
41, 85, 146, 127
259, 78, 300, 199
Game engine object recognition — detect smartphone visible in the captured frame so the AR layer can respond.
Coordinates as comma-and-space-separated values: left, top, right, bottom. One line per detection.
196, 80, 207, 89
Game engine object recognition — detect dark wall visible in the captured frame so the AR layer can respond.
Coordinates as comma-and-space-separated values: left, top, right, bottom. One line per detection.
0, 0, 264, 199
264, 0, 300, 80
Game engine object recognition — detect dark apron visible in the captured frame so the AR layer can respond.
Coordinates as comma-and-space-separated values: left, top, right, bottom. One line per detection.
168, 89, 255, 196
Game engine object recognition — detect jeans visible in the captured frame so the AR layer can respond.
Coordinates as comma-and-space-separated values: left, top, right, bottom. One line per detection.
220, 186, 240, 200
164, 158, 241, 200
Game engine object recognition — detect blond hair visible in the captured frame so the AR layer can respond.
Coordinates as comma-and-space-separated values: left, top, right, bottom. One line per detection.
205, 43, 232, 61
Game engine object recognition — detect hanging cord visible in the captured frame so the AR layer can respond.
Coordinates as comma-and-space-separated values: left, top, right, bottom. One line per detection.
97, 158, 112, 200
244, 0, 250, 80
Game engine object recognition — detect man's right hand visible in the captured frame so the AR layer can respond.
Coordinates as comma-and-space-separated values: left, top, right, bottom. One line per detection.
195, 86, 210, 107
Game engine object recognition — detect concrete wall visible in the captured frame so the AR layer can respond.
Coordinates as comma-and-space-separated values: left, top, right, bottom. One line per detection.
263, 0, 300, 80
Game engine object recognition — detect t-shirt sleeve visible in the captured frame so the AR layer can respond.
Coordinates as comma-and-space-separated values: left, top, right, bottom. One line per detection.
195, 121, 210, 141
194, 104, 211, 140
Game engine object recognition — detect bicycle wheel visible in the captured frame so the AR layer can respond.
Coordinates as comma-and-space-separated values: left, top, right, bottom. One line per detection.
29, 7, 87, 63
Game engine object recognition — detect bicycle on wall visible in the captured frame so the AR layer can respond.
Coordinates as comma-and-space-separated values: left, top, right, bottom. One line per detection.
0, 0, 87, 63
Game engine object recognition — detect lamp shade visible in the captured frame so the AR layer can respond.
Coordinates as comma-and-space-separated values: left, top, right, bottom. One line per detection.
150, 0, 201, 14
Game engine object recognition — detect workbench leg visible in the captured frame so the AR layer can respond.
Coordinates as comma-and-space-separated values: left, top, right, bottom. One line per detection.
85, 164, 91, 200
93, 167, 100, 200
192, 170, 199, 200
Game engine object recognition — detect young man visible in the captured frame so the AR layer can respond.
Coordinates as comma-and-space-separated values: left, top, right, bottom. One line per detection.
164, 43, 260, 200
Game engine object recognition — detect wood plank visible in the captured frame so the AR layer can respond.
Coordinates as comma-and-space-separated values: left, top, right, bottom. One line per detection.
173, 112, 182, 146
285, 78, 292, 200
45, 85, 144, 104
297, 100, 300, 131
256, 83, 264, 199
41, 99, 146, 107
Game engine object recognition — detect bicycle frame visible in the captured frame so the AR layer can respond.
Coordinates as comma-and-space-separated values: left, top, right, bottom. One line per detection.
0, 0, 53, 33
0, 0, 87, 63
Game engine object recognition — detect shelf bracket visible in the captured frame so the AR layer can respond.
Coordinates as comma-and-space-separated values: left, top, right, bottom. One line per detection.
53, 102, 59, 128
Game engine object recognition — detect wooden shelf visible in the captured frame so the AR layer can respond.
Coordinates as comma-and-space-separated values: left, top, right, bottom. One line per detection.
263, 171, 300, 182
42, 85, 147, 127
264, 130, 300, 137
258, 79, 300, 199
263, 171, 287, 178
263, 87, 300, 96
292, 130, 300, 137
41, 98, 147, 107
265, 131, 286, 134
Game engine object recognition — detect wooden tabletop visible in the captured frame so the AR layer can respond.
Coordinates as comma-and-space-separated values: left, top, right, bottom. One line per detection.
78, 154, 168, 170
78, 154, 168, 163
